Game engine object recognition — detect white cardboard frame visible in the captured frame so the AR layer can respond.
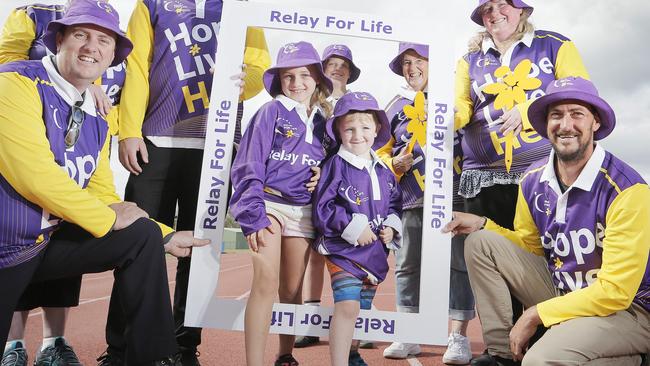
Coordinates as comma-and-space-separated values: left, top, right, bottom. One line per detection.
186, 0, 456, 345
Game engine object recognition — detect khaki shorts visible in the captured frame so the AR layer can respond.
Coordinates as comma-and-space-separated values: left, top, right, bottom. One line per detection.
265, 200, 315, 239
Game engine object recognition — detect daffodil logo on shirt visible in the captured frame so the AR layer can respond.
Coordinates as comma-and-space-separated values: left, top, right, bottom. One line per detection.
483, 59, 542, 111
340, 185, 369, 206
163, 1, 186, 14
275, 119, 300, 139
483, 59, 542, 172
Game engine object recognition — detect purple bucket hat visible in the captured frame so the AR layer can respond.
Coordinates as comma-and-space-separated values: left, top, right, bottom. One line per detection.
263, 41, 333, 97
471, 0, 534, 26
389, 42, 429, 76
43, 0, 132, 67
528, 77, 616, 141
326, 92, 391, 150
321, 44, 361, 84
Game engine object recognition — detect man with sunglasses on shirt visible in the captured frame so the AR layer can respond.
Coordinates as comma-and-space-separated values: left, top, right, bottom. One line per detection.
0, 1, 209, 365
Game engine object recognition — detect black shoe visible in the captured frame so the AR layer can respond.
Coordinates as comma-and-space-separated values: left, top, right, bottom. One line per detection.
348, 351, 368, 366
274, 354, 299, 366
293, 336, 319, 348
1, 343, 27, 366
34, 338, 81, 366
641, 353, 649, 366
471, 350, 520, 366
96, 350, 125, 366
177, 350, 200, 366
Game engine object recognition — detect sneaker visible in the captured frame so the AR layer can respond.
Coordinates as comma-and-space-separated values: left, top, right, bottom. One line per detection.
382, 342, 421, 359
34, 338, 81, 366
177, 350, 200, 366
274, 354, 299, 366
96, 350, 124, 366
348, 351, 368, 366
442, 333, 472, 365
293, 336, 320, 348
357, 340, 374, 349
1, 342, 27, 366
470, 350, 520, 366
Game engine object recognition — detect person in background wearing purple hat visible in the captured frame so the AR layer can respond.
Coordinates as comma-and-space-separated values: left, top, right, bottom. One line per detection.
0, 2, 127, 364
294, 43, 362, 349
312, 91, 402, 366
380, 42, 477, 363
229, 41, 331, 366
109, 1, 271, 364
0, 0, 211, 365
445, 76, 650, 366
455, 2, 591, 363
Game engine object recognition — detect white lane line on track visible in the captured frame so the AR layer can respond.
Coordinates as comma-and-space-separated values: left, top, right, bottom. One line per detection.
236, 290, 250, 300
407, 356, 423, 366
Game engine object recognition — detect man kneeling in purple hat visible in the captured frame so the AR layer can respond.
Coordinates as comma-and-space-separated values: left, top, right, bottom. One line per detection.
444, 77, 650, 366
0, 1, 209, 365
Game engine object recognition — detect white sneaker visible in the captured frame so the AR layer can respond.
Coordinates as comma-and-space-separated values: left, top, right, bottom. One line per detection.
383, 342, 421, 359
442, 333, 472, 365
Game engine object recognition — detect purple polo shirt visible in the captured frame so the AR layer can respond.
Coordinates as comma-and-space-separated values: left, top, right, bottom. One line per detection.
461, 30, 580, 173
230, 96, 327, 236
521, 146, 650, 312
0, 59, 109, 268
140, 0, 222, 138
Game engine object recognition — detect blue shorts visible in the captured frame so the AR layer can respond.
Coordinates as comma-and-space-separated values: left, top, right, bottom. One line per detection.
326, 260, 377, 310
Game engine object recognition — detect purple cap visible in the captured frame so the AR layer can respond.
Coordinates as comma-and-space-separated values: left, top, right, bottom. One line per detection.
321, 44, 361, 84
263, 41, 333, 97
470, 0, 534, 26
326, 92, 391, 150
528, 77, 616, 141
389, 42, 429, 76
43, 0, 132, 67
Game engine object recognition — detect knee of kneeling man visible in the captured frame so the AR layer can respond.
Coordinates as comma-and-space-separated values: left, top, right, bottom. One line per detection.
464, 230, 493, 260
129, 217, 163, 242
521, 347, 547, 366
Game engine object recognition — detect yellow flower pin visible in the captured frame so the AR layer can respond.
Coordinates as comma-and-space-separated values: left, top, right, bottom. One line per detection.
554, 257, 563, 270
402, 91, 427, 154
189, 44, 201, 56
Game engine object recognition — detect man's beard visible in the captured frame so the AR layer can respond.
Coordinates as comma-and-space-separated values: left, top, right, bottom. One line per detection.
553, 137, 592, 162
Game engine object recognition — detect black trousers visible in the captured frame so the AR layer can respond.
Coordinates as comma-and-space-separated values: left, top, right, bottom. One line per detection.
0, 219, 176, 365
464, 183, 523, 323
107, 140, 204, 355
15, 276, 81, 310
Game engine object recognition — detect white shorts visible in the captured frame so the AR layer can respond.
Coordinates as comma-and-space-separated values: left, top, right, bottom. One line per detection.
264, 200, 315, 239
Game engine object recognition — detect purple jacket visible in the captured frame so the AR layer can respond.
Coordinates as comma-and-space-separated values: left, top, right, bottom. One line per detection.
230, 97, 327, 236
313, 148, 403, 283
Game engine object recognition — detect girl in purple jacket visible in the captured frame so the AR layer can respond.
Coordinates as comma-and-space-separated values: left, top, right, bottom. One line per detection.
313, 92, 402, 366
229, 41, 332, 366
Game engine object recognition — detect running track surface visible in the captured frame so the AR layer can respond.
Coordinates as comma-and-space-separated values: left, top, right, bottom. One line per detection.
20, 253, 485, 365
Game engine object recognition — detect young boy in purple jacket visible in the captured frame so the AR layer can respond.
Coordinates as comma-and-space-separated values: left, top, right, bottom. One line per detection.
312, 92, 403, 366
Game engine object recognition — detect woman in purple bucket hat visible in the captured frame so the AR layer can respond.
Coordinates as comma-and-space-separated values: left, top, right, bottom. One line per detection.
454, 0, 591, 365
229, 41, 332, 366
